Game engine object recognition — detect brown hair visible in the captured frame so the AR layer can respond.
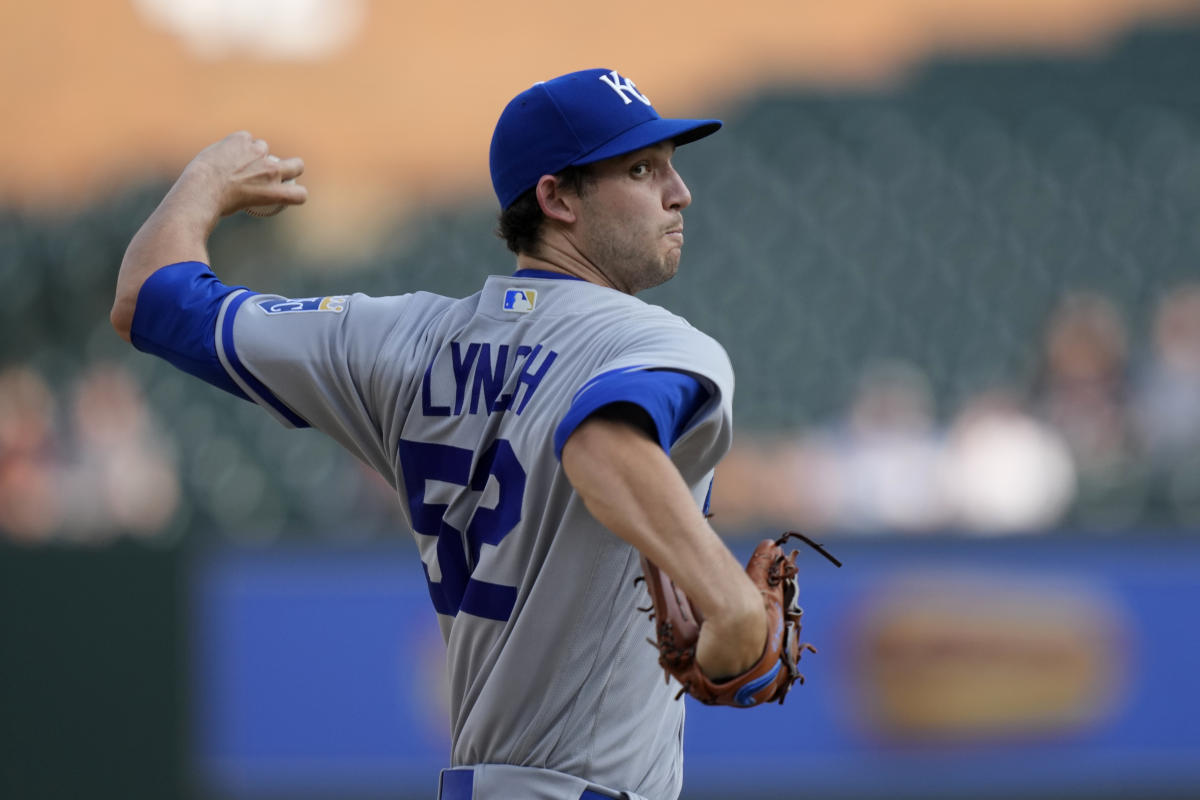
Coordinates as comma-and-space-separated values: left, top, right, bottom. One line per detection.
496, 164, 595, 255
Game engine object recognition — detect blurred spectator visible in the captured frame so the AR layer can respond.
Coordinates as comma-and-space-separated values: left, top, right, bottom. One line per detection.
0, 362, 180, 543
1132, 284, 1200, 523
0, 366, 62, 540
798, 360, 950, 534
1032, 292, 1147, 527
942, 389, 1076, 534
59, 363, 180, 540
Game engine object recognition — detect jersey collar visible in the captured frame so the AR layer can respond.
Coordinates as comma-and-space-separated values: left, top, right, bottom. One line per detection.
512, 268, 586, 282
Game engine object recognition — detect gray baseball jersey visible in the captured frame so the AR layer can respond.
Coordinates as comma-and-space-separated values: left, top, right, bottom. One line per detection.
157, 267, 735, 798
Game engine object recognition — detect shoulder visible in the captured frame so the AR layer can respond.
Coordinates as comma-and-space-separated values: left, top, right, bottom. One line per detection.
564, 285, 722, 346
574, 294, 734, 397
617, 299, 731, 368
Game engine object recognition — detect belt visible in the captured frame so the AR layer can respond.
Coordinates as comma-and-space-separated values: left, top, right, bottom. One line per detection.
438, 765, 627, 800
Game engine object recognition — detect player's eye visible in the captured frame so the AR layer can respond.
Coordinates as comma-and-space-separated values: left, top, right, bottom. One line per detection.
630, 162, 651, 178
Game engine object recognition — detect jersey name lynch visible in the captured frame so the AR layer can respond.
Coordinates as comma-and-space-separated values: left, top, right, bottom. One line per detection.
422, 340, 558, 417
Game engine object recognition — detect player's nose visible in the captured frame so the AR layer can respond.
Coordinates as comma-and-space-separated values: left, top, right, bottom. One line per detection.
665, 165, 692, 211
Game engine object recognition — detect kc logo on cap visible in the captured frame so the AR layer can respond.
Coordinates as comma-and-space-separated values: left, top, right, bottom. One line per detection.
598, 70, 651, 106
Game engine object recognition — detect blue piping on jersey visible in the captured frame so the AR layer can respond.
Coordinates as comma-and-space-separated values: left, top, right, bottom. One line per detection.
132, 261, 311, 427
511, 268, 586, 281
221, 292, 310, 428
734, 661, 782, 706
553, 367, 710, 459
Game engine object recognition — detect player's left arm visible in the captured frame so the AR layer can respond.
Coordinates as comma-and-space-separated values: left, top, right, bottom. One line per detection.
561, 407, 767, 680
111, 132, 306, 341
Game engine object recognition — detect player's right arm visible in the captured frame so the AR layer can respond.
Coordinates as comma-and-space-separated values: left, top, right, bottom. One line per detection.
109, 133, 406, 479
111, 132, 306, 341
561, 405, 768, 681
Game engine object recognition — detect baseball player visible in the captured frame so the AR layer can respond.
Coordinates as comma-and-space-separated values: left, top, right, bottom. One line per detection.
112, 69, 771, 800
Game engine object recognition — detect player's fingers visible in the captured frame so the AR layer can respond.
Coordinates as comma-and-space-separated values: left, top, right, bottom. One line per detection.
259, 155, 306, 205
274, 156, 305, 182
277, 181, 309, 206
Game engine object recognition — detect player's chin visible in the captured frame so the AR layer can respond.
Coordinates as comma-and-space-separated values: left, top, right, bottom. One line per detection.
630, 256, 679, 294
662, 250, 682, 279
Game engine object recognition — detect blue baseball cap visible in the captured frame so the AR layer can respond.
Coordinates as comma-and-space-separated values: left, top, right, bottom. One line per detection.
489, 68, 722, 209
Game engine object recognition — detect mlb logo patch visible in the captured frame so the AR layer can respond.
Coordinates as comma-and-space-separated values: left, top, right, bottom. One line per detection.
503, 288, 537, 313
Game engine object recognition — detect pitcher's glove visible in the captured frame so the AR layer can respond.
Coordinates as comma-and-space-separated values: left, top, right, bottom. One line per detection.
638, 532, 841, 707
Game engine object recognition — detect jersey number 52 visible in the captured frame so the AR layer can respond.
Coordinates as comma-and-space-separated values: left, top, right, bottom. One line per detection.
397, 438, 525, 621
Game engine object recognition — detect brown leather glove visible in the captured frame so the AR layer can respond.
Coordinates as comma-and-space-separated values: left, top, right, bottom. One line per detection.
639, 532, 840, 707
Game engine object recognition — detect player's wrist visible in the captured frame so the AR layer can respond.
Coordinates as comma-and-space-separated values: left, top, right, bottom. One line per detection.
163, 165, 228, 235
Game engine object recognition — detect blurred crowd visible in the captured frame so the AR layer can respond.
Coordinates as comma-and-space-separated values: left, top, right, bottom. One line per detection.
714, 284, 1200, 535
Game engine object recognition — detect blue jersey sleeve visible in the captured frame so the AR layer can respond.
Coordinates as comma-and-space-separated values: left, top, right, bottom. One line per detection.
130, 261, 250, 400
553, 368, 711, 459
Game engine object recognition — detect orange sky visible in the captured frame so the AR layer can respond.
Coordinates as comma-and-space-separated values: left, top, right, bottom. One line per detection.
2, 0, 1196, 245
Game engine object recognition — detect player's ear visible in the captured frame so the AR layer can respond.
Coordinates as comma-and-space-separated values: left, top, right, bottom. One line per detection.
536, 175, 578, 224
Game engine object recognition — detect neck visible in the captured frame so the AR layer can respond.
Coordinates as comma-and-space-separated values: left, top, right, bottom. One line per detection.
516, 233, 628, 293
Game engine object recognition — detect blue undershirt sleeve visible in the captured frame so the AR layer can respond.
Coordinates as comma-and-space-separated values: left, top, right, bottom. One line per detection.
553, 368, 711, 460
129, 260, 250, 400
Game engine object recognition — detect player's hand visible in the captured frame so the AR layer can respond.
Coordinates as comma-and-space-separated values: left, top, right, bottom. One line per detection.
179, 131, 308, 218
110, 132, 308, 343
693, 590, 768, 680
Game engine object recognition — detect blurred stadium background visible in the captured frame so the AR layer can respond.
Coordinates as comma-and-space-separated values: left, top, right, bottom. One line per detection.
3, 1, 1200, 798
